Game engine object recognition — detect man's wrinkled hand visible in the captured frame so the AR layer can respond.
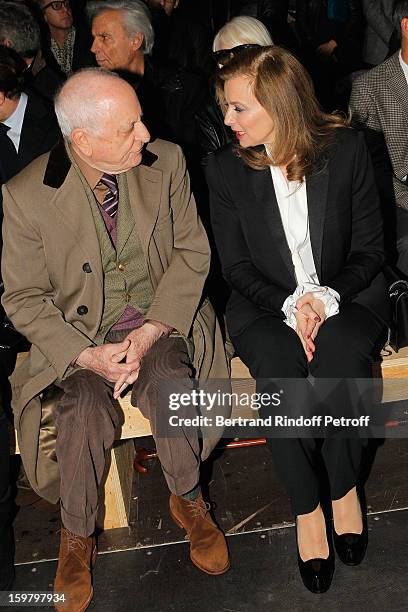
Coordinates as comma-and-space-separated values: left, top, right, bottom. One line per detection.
75, 340, 139, 383
112, 323, 164, 398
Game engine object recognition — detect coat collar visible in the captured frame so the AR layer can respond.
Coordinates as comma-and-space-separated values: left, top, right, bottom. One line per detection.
43, 139, 159, 189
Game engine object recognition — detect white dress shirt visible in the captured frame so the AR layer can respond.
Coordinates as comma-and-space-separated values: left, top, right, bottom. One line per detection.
3, 92, 28, 153
269, 164, 340, 329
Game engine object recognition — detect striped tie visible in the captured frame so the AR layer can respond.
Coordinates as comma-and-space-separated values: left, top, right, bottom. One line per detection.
100, 173, 119, 217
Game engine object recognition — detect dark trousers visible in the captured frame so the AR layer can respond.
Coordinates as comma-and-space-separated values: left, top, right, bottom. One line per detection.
232, 304, 386, 515
396, 206, 408, 278
0, 403, 11, 530
54, 337, 200, 537
0, 346, 16, 518
0, 347, 16, 586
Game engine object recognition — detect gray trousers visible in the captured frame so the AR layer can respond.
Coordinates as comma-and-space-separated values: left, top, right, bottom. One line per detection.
54, 337, 200, 537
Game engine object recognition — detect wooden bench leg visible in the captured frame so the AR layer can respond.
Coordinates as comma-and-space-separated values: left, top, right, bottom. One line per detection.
98, 439, 134, 530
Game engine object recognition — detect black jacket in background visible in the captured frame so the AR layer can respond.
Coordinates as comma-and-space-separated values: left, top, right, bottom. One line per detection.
296, 0, 363, 71
150, 10, 213, 78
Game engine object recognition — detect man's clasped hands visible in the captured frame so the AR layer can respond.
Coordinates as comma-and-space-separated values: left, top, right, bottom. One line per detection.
75, 321, 170, 399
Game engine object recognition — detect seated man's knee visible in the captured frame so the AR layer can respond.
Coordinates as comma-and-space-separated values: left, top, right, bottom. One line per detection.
55, 370, 113, 426
139, 337, 193, 384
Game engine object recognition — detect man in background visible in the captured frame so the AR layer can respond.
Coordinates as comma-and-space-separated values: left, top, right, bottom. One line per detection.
350, 0, 408, 275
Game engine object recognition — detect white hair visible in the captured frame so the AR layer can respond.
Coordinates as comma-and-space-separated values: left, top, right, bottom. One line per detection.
213, 16, 273, 51
54, 68, 128, 139
86, 0, 154, 54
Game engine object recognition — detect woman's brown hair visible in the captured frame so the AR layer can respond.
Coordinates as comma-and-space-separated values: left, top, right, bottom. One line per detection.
216, 45, 350, 181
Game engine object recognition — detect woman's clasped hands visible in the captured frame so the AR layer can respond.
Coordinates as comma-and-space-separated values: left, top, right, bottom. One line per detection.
294, 292, 326, 362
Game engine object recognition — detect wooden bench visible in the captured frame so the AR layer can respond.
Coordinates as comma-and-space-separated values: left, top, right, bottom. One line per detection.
11, 347, 408, 530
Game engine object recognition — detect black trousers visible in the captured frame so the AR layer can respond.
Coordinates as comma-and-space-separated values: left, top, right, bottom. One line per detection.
231, 303, 386, 515
0, 347, 16, 585
396, 206, 408, 278
0, 346, 16, 519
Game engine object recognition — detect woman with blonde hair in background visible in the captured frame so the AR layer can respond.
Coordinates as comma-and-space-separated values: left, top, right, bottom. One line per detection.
196, 16, 273, 165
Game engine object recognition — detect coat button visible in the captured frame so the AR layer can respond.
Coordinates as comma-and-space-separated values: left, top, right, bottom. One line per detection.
77, 305, 88, 315
82, 262, 92, 273
118, 263, 125, 271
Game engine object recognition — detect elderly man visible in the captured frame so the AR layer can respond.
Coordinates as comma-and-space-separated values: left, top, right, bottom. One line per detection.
2, 69, 229, 611
350, 0, 408, 275
88, 0, 154, 74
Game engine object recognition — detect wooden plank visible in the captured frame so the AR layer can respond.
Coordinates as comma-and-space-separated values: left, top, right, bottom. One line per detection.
98, 439, 134, 530
12, 347, 408, 449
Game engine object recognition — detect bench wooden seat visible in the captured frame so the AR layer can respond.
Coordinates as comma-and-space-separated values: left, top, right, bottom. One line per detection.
11, 347, 408, 530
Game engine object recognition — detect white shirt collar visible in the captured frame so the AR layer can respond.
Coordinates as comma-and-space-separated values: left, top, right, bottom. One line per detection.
398, 50, 408, 86
3, 92, 28, 153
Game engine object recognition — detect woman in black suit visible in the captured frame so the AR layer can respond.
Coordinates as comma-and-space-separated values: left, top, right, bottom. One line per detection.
206, 46, 389, 593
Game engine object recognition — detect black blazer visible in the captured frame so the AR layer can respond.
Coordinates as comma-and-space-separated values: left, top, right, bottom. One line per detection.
0, 91, 60, 185
207, 128, 390, 338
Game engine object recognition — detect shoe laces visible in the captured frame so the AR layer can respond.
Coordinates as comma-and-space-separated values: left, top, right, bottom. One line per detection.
187, 497, 211, 518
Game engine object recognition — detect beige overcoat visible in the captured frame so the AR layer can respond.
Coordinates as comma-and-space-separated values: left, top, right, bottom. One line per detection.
1, 138, 229, 503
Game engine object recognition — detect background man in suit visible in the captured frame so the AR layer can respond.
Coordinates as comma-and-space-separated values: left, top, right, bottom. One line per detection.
0, 47, 60, 192
0, 0, 63, 101
350, 0, 408, 275
1, 69, 229, 612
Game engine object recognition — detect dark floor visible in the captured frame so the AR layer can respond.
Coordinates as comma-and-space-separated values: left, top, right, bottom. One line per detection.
13, 510, 408, 612
9, 437, 408, 611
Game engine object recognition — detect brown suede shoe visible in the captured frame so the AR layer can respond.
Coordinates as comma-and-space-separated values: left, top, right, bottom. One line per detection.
54, 528, 95, 612
169, 493, 230, 575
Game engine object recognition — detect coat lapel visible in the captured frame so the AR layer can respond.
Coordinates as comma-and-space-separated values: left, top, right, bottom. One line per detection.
44, 143, 103, 286
306, 163, 329, 281
246, 164, 295, 283
126, 162, 163, 258
53, 171, 104, 286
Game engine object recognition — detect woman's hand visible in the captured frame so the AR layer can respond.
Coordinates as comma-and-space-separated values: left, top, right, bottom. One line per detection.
294, 293, 326, 361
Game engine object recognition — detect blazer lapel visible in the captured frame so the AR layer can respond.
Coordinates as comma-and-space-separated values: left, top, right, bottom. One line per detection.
126, 163, 163, 257
386, 53, 408, 180
246, 164, 295, 283
306, 164, 329, 281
